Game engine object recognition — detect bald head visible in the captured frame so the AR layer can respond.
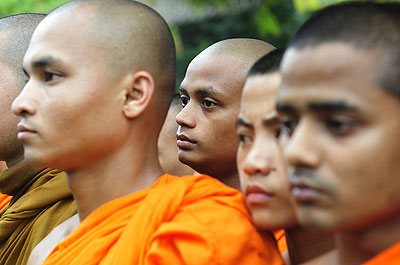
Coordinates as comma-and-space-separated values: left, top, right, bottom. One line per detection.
194, 38, 275, 81
49, 0, 176, 106
0, 14, 45, 87
176, 38, 274, 186
0, 13, 44, 165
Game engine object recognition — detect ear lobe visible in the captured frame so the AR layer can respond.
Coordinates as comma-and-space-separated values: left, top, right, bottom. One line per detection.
123, 71, 154, 119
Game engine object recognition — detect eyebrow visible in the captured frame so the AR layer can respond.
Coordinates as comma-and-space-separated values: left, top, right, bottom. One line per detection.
276, 101, 360, 113
30, 56, 64, 70
236, 117, 252, 128
308, 101, 360, 112
276, 102, 295, 112
179, 86, 223, 97
262, 113, 279, 127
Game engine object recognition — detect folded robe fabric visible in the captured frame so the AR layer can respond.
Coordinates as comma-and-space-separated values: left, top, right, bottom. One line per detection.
0, 195, 11, 211
43, 174, 284, 265
362, 241, 400, 265
274, 230, 288, 254
0, 161, 77, 265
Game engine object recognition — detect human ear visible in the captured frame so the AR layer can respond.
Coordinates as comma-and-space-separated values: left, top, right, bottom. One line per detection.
122, 71, 154, 119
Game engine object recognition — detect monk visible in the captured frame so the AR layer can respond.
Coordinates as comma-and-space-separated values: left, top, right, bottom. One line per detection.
12, 1, 283, 264
158, 93, 196, 176
0, 14, 77, 265
276, 2, 400, 264
237, 48, 337, 265
176, 38, 275, 189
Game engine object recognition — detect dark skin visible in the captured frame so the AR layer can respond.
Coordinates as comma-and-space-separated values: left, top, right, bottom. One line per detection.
176, 39, 274, 189
278, 43, 400, 264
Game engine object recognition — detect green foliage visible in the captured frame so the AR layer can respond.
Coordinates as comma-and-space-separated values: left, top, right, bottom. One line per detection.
174, 0, 305, 91
293, 0, 400, 13
0, 0, 70, 16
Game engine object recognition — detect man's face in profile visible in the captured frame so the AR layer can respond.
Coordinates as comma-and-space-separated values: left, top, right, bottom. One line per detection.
277, 42, 400, 231
0, 34, 24, 162
12, 10, 128, 170
176, 54, 242, 175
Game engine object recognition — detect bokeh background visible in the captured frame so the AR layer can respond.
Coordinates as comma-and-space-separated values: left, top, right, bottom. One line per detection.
0, 0, 394, 90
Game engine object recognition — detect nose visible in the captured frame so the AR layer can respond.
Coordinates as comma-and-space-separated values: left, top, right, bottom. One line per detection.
176, 102, 196, 128
11, 83, 37, 117
284, 119, 321, 169
242, 139, 274, 177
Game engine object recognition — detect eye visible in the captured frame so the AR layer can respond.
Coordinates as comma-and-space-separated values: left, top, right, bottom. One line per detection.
180, 95, 189, 107
44, 71, 61, 83
279, 115, 297, 138
237, 133, 252, 146
202, 98, 217, 109
325, 117, 358, 135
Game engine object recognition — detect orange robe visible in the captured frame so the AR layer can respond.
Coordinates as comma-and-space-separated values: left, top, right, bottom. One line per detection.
43, 174, 284, 265
363, 241, 400, 265
274, 229, 288, 254
0, 194, 11, 210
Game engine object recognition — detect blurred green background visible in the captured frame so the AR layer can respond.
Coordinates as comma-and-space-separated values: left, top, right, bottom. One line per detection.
0, 0, 392, 90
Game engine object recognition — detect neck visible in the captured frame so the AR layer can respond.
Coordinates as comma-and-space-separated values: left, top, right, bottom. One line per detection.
68, 141, 164, 221
205, 162, 240, 189
286, 226, 336, 265
6, 154, 24, 168
336, 212, 400, 265
217, 171, 240, 189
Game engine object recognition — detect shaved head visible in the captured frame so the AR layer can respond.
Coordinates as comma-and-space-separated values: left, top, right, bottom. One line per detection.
12, 0, 176, 170
49, 0, 176, 109
0, 13, 44, 165
177, 38, 274, 187
0, 14, 45, 87
288, 2, 400, 99
195, 38, 275, 82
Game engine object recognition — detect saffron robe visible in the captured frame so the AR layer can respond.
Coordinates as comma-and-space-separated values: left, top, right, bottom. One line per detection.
43, 174, 284, 265
363, 241, 400, 265
0, 194, 11, 210
274, 229, 288, 254
0, 161, 77, 265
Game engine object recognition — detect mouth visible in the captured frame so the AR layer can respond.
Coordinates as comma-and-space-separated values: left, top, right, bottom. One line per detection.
245, 185, 274, 205
17, 123, 37, 141
176, 134, 197, 150
289, 178, 325, 203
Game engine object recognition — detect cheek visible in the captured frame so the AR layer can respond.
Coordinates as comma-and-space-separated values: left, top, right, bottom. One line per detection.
325, 129, 400, 212
236, 144, 245, 162
237, 147, 248, 178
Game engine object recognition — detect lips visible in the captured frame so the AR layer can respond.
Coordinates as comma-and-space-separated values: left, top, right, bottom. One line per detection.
245, 185, 274, 205
176, 133, 197, 150
17, 123, 37, 141
289, 178, 325, 203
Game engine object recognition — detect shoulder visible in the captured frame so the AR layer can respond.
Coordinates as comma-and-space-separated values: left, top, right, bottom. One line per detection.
148, 174, 283, 265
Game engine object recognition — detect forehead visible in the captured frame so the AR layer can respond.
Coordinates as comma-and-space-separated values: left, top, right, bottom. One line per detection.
181, 53, 247, 98
239, 74, 280, 123
278, 43, 385, 107
24, 7, 97, 66
241, 73, 280, 112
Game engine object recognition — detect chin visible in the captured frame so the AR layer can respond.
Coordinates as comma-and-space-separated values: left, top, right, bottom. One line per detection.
250, 211, 281, 231
178, 151, 198, 167
297, 209, 341, 232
